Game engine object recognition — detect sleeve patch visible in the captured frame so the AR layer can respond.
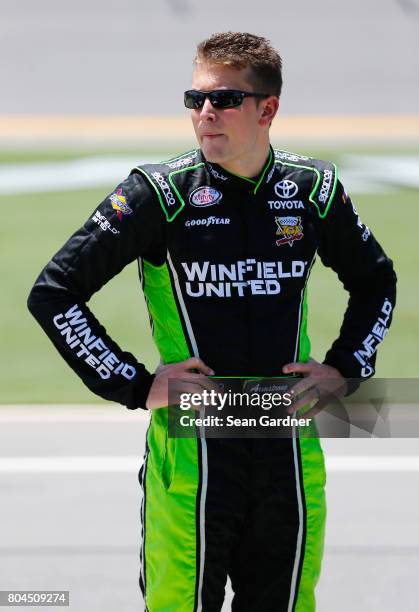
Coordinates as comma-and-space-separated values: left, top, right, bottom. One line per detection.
109, 188, 133, 219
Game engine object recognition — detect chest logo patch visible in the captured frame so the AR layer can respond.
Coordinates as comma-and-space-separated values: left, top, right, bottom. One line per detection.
189, 186, 223, 207
275, 216, 304, 247
274, 180, 298, 199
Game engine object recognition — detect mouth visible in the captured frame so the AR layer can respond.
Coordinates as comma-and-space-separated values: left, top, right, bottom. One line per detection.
201, 133, 223, 140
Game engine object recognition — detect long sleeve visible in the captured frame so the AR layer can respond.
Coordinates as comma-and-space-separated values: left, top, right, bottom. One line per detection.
317, 180, 397, 379
27, 172, 166, 409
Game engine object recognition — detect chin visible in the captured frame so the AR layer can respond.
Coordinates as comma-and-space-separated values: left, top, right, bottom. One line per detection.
200, 143, 227, 164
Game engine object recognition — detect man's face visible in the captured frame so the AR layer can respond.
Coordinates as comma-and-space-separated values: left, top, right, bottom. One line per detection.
190, 62, 267, 170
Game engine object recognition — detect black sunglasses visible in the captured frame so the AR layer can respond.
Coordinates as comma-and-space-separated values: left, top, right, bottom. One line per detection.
184, 89, 271, 110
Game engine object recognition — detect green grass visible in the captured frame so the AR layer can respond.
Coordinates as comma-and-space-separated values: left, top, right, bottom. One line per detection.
0, 149, 417, 403
308, 188, 418, 378
0, 187, 160, 404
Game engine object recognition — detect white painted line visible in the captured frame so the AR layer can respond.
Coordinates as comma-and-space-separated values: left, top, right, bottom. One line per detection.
342, 154, 419, 189
0, 455, 418, 474
0, 154, 418, 195
0, 405, 151, 423
0, 456, 141, 473
325, 456, 419, 472
0, 155, 161, 195
0, 413, 150, 423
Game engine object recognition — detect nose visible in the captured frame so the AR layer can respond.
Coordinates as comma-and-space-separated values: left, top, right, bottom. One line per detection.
199, 96, 217, 121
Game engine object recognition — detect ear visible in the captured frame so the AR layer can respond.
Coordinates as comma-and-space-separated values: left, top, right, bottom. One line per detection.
259, 96, 280, 127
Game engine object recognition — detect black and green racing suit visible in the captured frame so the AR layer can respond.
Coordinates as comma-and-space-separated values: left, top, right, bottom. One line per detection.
28, 146, 396, 611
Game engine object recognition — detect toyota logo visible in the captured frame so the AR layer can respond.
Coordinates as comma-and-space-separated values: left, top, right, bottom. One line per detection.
274, 180, 298, 199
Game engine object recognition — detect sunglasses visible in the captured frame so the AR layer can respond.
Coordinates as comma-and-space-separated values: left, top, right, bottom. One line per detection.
184, 89, 271, 110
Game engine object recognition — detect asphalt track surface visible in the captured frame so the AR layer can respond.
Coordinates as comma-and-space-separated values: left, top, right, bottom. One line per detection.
1, 0, 418, 115
0, 406, 418, 612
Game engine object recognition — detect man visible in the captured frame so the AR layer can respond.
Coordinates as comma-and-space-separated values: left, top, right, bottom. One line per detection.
28, 32, 396, 611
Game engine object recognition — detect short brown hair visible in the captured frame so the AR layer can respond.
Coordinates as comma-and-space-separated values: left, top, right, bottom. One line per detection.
195, 32, 283, 97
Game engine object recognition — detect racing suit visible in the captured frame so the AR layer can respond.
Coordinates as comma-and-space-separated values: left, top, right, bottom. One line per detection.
28, 146, 396, 611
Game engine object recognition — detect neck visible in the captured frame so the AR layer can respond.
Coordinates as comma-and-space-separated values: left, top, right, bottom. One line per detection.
218, 142, 271, 179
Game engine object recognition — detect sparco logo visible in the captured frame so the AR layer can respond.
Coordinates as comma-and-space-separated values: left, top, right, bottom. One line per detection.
189, 186, 223, 207
185, 216, 230, 227
274, 180, 298, 199
151, 172, 176, 207
318, 169, 333, 203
